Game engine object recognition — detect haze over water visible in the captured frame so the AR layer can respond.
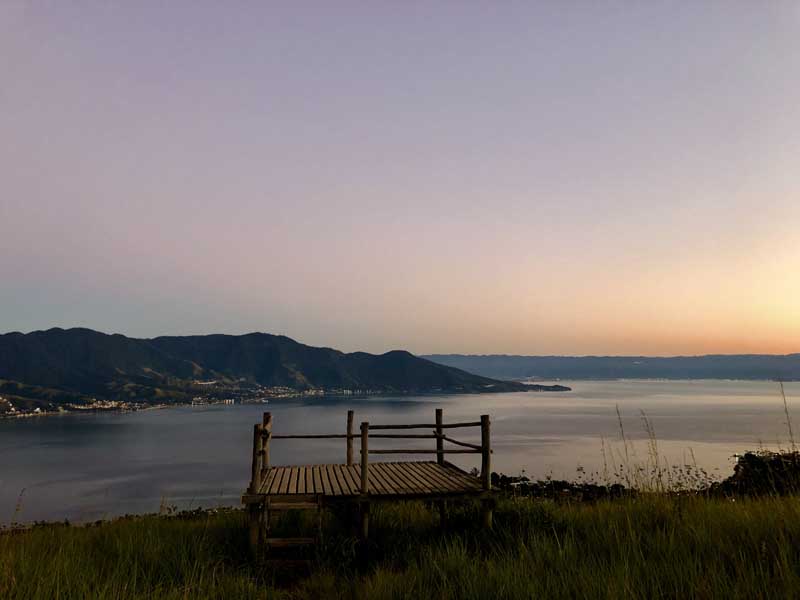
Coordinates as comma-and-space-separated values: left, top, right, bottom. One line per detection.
2, 379, 797, 524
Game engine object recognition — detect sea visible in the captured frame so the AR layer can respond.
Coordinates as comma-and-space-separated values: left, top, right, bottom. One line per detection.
1, 379, 798, 524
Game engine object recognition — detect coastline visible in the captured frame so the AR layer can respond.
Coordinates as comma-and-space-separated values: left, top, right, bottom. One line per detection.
2, 378, 792, 422
0, 403, 175, 421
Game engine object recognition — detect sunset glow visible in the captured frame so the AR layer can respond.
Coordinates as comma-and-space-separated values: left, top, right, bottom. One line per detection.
2, 3, 799, 355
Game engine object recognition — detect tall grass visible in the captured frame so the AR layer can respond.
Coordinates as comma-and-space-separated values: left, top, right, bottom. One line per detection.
3, 495, 800, 599
3, 385, 798, 598
0, 512, 262, 599
781, 381, 797, 453
586, 406, 717, 493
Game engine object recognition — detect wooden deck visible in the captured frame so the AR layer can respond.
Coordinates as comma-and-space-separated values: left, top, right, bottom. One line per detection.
243, 409, 494, 551
251, 461, 483, 499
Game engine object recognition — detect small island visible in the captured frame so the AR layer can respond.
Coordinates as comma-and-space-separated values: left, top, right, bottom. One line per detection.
521, 383, 572, 392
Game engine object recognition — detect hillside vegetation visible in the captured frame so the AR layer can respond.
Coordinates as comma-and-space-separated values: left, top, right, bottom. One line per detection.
0, 328, 524, 410
2, 493, 800, 599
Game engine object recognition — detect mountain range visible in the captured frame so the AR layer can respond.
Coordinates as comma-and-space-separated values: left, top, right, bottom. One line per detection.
0, 328, 541, 411
423, 354, 800, 381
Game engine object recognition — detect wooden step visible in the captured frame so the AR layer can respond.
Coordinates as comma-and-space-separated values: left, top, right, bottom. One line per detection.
269, 502, 319, 511
265, 537, 316, 548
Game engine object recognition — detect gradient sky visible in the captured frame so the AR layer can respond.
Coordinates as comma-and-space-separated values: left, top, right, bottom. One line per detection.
2, 3, 800, 355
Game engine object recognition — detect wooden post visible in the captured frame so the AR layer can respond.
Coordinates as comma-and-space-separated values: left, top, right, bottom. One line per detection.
262, 412, 272, 473
250, 424, 263, 493
360, 421, 370, 543
480, 414, 493, 529
480, 414, 491, 490
360, 422, 369, 494
435, 408, 446, 524
435, 408, 444, 465
248, 503, 262, 555
248, 419, 264, 553
347, 410, 354, 466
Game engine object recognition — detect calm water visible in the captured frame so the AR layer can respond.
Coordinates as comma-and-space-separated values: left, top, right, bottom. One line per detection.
1, 379, 798, 524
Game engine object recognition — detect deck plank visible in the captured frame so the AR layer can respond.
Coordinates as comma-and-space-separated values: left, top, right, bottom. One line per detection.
416, 462, 457, 492
306, 467, 314, 494
269, 467, 286, 495
405, 462, 446, 493
278, 467, 289, 494
441, 464, 482, 489
421, 462, 468, 491
320, 465, 333, 495
348, 465, 363, 493
340, 464, 360, 494
347, 465, 361, 494
312, 466, 322, 495
415, 462, 456, 491
370, 464, 394, 494
257, 461, 483, 498
260, 468, 277, 494
374, 463, 401, 494
365, 464, 387, 494
277, 467, 290, 494
332, 465, 351, 495
443, 464, 481, 490
338, 465, 352, 495
396, 462, 434, 492
326, 465, 342, 495
393, 463, 424, 494
326, 465, 338, 495
394, 462, 428, 492
383, 462, 421, 494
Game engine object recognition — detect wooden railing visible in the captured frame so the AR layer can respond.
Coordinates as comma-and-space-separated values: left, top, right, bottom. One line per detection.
248, 408, 492, 494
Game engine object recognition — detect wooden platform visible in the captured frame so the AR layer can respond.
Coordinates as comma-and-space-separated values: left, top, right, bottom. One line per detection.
248, 461, 482, 500
243, 409, 495, 551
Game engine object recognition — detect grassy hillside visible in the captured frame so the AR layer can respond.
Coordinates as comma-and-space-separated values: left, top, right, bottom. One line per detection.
3, 493, 800, 599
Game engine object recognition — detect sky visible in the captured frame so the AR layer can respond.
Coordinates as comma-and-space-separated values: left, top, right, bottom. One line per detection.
2, 2, 800, 356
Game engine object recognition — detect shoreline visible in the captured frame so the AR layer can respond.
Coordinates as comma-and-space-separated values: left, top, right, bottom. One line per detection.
2, 378, 794, 422
0, 404, 173, 421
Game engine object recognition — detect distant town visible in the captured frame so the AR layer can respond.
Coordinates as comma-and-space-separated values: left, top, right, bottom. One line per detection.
0, 381, 387, 419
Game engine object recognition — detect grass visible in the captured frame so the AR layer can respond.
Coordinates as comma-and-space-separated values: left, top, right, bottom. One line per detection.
4, 385, 798, 598
3, 494, 800, 599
